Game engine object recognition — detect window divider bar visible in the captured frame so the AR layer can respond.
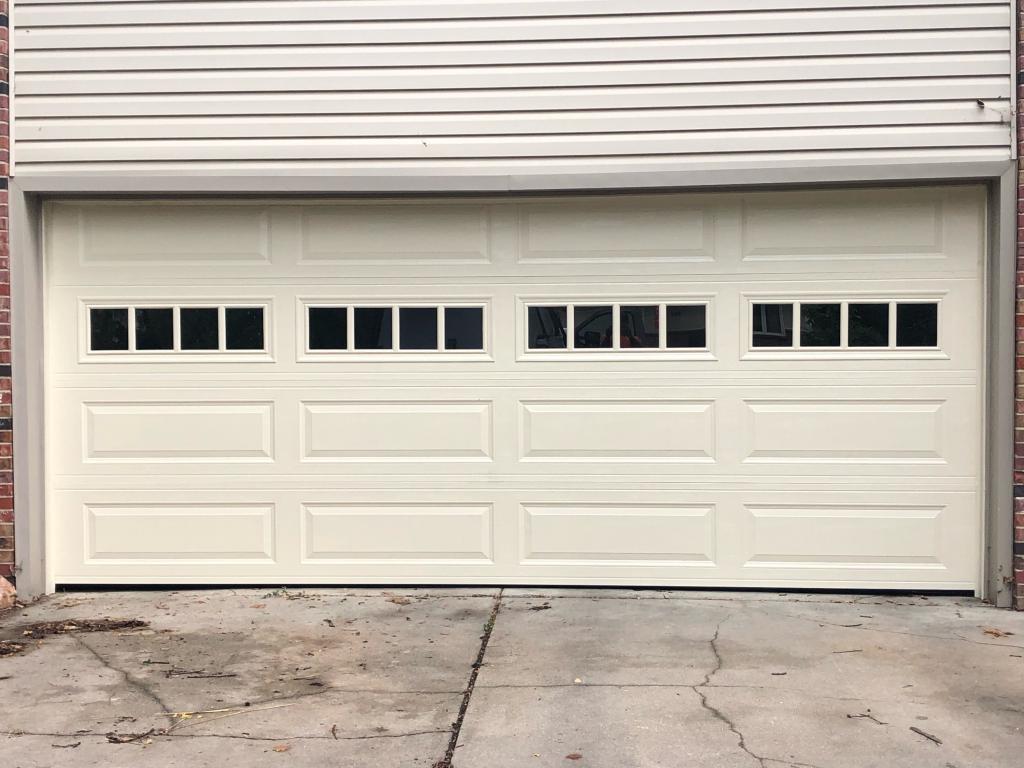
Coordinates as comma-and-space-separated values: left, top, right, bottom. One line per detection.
437, 305, 445, 352
840, 301, 849, 349
347, 306, 355, 351
792, 302, 801, 349
391, 306, 400, 351
173, 306, 181, 352
611, 303, 620, 350
566, 304, 575, 351
127, 305, 137, 352
658, 304, 667, 350
888, 302, 897, 348
217, 306, 227, 351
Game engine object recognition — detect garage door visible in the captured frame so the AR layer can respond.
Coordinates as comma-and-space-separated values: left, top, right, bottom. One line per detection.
44, 186, 984, 590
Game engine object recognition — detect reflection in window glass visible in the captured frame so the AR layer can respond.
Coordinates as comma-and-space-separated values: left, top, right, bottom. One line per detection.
354, 307, 393, 350
444, 307, 484, 350
574, 305, 613, 349
528, 306, 567, 349
666, 305, 706, 348
619, 305, 659, 348
135, 307, 174, 351
752, 303, 794, 347
849, 303, 889, 347
399, 307, 438, 350
180, 307, 219, 350
309, 307, 348, 350
226, 307, 265, 350
90, 307, 129, 351
800, 303, 840, 347
896, 303, 938, 347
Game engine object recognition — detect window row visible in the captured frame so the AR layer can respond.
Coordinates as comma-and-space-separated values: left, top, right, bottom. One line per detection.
90, 306, 266, 353
308, 305, 484, 352
527, 303, 707, 351
751, 301, 938, 349
86, 299, 940, 355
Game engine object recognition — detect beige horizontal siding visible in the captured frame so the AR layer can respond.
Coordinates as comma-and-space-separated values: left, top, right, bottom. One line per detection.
12, 0, 1014, 176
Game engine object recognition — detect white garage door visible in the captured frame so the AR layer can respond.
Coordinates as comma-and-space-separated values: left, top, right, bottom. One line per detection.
44, 186, 984, 590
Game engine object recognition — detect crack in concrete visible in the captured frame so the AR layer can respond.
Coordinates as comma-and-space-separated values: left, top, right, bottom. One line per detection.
205, 685, 463, 714
72, 635, 174, 715
690, 614, 766, 768
1, 728, 448, 743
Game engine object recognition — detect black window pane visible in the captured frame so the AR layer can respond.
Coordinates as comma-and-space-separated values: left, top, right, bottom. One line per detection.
849, 303, 889, 347
226, 307, 265, 350
800, 303, 840, 347
897, 303, 938, 347
666, 305, 706, 348
574, 305, 612, 349
752, 303, 793, 347
180, 307, 219, 350
399, 307, 438, 350
619, 305, 659, 348
528, 306, 567, 349
444, 307, 484, 350
135, 307, 173, 351
309, 307, 348, 350
90, 308, 129, 351
355, 307, 393, 350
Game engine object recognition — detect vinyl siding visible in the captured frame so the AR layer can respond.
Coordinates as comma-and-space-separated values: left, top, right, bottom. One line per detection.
11, 0, 1015, 177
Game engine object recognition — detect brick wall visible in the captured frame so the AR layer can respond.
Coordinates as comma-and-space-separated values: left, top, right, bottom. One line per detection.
1016, 6, 1024, 610
0, 0, 11, 582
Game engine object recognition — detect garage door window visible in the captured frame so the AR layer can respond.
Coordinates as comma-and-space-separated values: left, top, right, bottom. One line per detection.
529, 302, 708, 352
750, 300, 939, 350
88, 304, 267, 354
306, 304, 486, 354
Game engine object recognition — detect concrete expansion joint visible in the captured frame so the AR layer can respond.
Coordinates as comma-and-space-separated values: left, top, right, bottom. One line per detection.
71, 634, 174, 715
434, 587, 504, 768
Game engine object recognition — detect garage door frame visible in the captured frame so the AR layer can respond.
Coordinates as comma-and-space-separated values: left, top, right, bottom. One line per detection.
10, 162, 1017, 605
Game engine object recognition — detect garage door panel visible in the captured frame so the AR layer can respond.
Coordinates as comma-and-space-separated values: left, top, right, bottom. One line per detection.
301, 502, 493, 564
46, 188, 983, 286
84, 502, 276, 564
518, 399, 715, 462
520, 503, 716, 566
82, 401, 275, 463
300, 400, 493, 462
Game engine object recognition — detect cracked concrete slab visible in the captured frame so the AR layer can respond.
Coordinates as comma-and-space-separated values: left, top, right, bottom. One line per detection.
0, 589, 495, 767
456, 592, 1024, 768
2, 589, 1023, 767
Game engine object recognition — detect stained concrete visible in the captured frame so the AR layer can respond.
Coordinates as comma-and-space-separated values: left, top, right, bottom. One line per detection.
1, 589, 1022, 767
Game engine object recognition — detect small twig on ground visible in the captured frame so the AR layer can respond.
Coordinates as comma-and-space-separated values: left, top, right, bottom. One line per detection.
910, 726, 942, 745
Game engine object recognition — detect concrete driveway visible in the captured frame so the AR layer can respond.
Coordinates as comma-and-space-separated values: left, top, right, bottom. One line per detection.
1, 589, 1022, 768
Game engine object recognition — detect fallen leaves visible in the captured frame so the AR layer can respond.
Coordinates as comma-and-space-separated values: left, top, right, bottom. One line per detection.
272, 743, 290, 753
18, 619, 148, 639
565, 753, 583, 761
981, 627, 1015, 638
386, 596, 412, 606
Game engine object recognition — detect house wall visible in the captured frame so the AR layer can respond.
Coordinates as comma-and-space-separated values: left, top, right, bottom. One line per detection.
2, 0, 1020, 604
9, 0, 1014, 176
0, 1, 10, 581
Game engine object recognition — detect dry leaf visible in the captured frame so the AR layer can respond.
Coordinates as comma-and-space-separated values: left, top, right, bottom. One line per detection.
981, 627, 1014, 638
386, 596, 412, 605
566, 754, 583, 761
272, 744, 290, 753
250, 603, 266, 609
573, 678, 583, 684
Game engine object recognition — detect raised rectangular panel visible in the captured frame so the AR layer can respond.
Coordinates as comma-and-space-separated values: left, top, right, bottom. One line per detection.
86, 504, 274, 562
84, 402, 274, 462
741, 189, 943, 261
520, 400, 714, 462
521, 504, 715, 564
301, 401, 492, 461
78, 205, 270, 264
299, 204, 489, 263
742, 504, 943, 567
743, 400, 943, 463
518, 197, 715, 262
302, 504, 492, 562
